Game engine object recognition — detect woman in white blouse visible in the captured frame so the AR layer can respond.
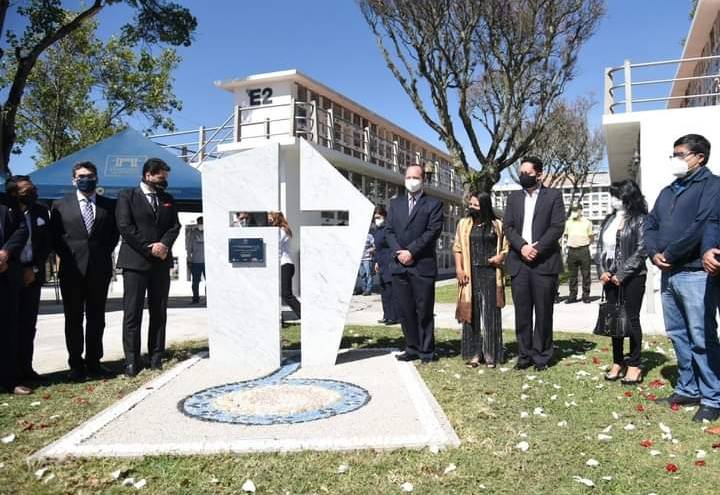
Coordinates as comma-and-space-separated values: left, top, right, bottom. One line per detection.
268, 211, 301, 321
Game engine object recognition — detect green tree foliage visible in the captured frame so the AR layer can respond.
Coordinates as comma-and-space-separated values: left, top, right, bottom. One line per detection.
0, 0, 196, 174
12, 18, 182, 167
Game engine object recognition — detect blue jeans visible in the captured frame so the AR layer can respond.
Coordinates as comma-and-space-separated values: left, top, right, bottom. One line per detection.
360, 260, 374, 294
661, 271, 720, 408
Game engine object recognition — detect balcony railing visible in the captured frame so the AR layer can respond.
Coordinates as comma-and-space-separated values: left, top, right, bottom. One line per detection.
604, 55, 720, 114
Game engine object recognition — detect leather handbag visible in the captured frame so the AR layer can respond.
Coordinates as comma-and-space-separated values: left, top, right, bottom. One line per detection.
593, 286, 630, 338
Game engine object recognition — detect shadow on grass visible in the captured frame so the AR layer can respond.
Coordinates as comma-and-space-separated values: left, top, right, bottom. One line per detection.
660, 364, 679, 388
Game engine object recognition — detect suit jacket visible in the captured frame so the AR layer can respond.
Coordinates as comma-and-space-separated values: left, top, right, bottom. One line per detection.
20, 203, 53, 282
115, 187, 181, 271
0, 204, 28, 261
503, 186, 565, 276
51, 193, 120, 278
373, 225, 393, 283
386, 192, 444, 277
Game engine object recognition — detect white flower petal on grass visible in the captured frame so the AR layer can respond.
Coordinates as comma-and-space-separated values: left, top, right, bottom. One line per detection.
550, 395, 558, 401
337, 464, 349, 474
515, 441, 530, 452
400, 482, 414, 492
0, 462, 5, 469
429, 445, 440, 454
478, 369, 485, 375
696, 449, 707, 459
672, 438, 679, 444
624, 424, 636, 431
453, 373, 461, 379
585, 459, 599, 467
526, 375, 537, 381
443, 463, 457, 475
521, 383, 531, 391
30, 401, 41, 407
602, 425, 613, 433
487, 397, 495, 404
597, 434, 612, 442
595, 384, 604, 389
121, 478, 135, 487
553, 384, 562, 389
209, 477, 219, 484
242, 479, 257, 493
573, 476, 595, 487
612, 412, 620, 420
133, 479, 147, 490
601, 476, 613, 481
49, 415, 60, 421
34, 467, 48, 480
520, 394, 529, 401
533, 407, 546, 417
518, 433, 528, 438
659, 423, 672, 434
1, 434, 15, 444
557, 420, 568, 427
500, 367, 510, 373
649, 450, 661, 457
43, 474, 55, 484
520, 411, 529, 419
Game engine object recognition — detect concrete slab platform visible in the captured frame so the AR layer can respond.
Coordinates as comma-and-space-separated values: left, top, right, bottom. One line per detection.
31, 349, 460, 459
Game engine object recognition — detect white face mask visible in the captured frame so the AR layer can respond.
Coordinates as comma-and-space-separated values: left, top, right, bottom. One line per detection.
405, 178, 423, 193
571, 212, 579, 219
610, 197, 624, 211
669, 157, 689, 178
374, 218, 384, 227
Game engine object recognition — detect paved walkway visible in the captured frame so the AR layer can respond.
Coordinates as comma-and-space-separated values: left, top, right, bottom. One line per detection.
33, 281, 667, 375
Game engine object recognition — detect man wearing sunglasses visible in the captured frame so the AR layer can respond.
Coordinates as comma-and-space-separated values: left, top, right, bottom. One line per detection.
645, 133, 720, 423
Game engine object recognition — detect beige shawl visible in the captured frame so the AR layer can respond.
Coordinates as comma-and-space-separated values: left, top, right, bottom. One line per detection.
453, 217, 509, 324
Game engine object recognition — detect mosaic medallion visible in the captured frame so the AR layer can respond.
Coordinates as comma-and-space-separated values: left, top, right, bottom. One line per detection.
179, 362, 371, 425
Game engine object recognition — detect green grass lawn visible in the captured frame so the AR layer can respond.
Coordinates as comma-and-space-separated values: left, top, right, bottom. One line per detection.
436, 271, 572, 305
2, 325, 719, 494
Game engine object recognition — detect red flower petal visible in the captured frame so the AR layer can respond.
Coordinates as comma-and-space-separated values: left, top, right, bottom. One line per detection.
636, 404, 645, 412
624, 391, 633, 397
712, 443, 720, 449
42, 393, 51, 400
600, 347, 609, 352
640, 439, 653, 448
592, 357, 601, 365
646, 393, 657, 401
671, 403, 680, 411
649, 379, 665, 389
695, 460, 706, 467
665, 463, 679, 473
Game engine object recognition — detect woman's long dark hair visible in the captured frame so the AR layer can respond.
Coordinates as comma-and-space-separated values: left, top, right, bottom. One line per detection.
468, 191, 498, 224
609, 179, 647, 217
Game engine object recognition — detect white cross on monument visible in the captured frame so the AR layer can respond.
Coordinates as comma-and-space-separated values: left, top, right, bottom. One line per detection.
201, 139, 374, 372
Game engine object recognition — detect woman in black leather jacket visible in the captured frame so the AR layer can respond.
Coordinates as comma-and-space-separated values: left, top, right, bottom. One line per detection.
596, 179, 648, 384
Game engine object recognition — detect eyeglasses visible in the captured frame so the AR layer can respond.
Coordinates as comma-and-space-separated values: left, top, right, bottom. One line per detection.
670, 151, 696, 159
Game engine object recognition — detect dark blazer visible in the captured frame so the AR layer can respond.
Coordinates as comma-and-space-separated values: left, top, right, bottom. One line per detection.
386, 192, 444, 277
0, 204, 28, 261
51, 193, 120, 278
503, 186, 565, 276
115, 187, 181, 271
373, 225, 393, 283
20, 203, 53, 282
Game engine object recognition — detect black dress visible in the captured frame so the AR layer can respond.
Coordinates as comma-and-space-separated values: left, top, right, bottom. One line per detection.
462, 222, 503, 364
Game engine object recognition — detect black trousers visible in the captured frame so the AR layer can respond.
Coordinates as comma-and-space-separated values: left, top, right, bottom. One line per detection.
281, 263, 301, 318
394, 271, 436, 358
510, 264, 558, 367
18, 278, 42, 375
60, 271, 112, 370
605, 275, 645, 367
567, 246, 591, 299
190, 262, 205, 300
379, 278, 398, 322
0, 269, 21, 390
122, 266, 171, 366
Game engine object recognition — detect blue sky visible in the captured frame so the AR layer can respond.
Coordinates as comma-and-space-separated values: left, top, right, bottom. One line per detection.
9, 0, 695, 175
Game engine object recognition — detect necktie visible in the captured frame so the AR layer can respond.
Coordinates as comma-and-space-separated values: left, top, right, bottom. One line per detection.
408, 195, 416, 215
149, 193, 158, 217
82, 199, 94, 234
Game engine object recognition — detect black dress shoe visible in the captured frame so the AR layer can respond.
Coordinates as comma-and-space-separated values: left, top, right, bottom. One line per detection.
395, 352, 420, 362
514, 361, 532, 370
565, 298, 578, 304
582, 296, 592, 304
67, 367, 86, 382
385, 320, 399, 325
534, 364, 549, 371
22, 370, 49, 383
656, 393, 701, 406
420, 355, 439, 365
150, 360, 163, 371
693, 405, 720, 422
124, 364, 139, 377
377, 319, 388, 324
86, 364, 114, 378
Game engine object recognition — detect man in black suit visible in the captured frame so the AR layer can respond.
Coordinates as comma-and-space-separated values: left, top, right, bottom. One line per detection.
116, 158, 180, 376
5, 176, 52, 382
503, 156, 565, 371
0, 199, 30, 394
386, 164, 444, 364
51, 161, 120, 381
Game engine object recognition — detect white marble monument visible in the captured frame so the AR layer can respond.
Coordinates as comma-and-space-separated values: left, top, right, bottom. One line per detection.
202, 139, 374, 372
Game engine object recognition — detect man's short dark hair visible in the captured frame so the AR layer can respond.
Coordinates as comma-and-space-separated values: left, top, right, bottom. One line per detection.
197, 216, 203, 224
73, 161, 97, 178
521, 156, 543, 174
374, 205, 387, 217
674, 134, 711, 165
142, 158, 171, 176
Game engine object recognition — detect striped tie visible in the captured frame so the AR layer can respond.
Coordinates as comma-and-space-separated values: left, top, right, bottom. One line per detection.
82, 199, 94, 234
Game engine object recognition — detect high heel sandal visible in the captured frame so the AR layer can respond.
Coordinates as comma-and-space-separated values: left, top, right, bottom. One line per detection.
621, 368, 643, 385
466, 358, 481, 368
604, 365, 626, 382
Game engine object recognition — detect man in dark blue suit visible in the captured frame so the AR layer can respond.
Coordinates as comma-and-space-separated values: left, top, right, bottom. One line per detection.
386, 164, 444, 363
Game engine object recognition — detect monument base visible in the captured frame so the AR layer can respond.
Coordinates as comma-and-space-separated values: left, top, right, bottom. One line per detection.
31, 349, 459, 459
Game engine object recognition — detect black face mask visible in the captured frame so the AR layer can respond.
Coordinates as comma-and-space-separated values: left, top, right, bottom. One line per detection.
519, 173, 538, 190
76, 177, 97, 193
466, 207, 481, 219
18, 192, 37, 207
145, 178, 168, 191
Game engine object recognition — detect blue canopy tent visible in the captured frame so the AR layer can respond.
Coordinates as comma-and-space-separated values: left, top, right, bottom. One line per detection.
28, 128, 202, 211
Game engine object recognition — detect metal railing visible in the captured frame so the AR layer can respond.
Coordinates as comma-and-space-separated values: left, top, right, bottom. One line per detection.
605, 55, 720, 114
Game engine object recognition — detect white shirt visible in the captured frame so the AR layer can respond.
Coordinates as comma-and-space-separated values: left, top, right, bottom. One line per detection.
139, 181, 158, 208
602, 211, 625, 261
76, 189, 97, 218
408, 191, 423, 214
279, 228, 293, 266
521, 186, 541, 244
20, 210, 33, 264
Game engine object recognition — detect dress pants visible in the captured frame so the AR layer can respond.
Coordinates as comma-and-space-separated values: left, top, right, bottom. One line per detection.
122, 266, 171, 366
393, 271, 436, 359
281, 263, 301, 318
18, 278, 42, 375
60, 271, 112, 370
0, 268, 21, 390
379, 278, 398, 322
190, 262, 205, 300
510, 264, 558, 367
567, 245, 591, 300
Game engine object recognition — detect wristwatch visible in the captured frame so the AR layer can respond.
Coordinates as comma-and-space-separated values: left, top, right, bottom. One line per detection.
32, 266, 40, 273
